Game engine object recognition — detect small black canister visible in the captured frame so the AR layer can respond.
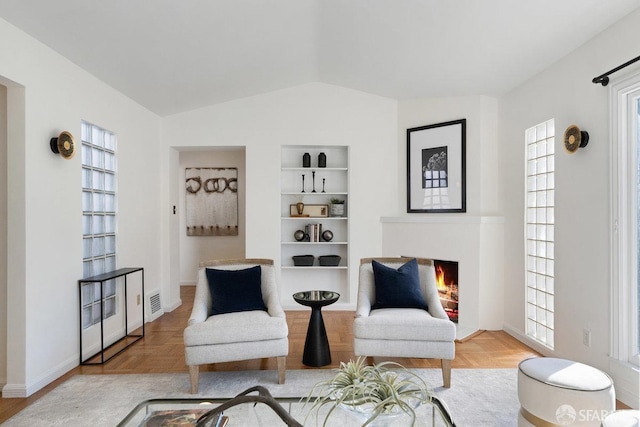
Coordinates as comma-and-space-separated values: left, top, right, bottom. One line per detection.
318, 152, 326, 168
302, 152, 311, 167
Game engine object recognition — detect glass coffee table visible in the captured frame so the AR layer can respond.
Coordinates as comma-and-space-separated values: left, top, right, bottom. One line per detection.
117, 393, 456, 426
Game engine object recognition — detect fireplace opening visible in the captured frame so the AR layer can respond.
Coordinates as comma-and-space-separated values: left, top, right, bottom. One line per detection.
434, 260, 458, 323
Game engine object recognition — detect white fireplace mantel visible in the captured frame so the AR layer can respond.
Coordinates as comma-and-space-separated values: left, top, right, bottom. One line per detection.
380, 215, 505, 336
381, 215, 504, 224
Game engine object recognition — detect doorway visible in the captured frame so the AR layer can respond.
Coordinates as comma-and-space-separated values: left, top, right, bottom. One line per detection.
177, 148, 246, 286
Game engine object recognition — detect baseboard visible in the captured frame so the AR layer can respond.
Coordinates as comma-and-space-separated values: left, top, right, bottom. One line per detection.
165, 298, 182, 313
2, 383, 27, 398
2, 354, 77, 398
502, 323, 555, 357
609, 358, 640, 409
81, 324, 144, 362
455, 328, 485, 343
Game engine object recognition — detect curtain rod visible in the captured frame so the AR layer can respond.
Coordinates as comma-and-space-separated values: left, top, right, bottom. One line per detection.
592, 54, 640, 86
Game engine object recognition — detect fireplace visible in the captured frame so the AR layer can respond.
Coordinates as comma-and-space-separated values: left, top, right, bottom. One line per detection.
434, 260, 458, 323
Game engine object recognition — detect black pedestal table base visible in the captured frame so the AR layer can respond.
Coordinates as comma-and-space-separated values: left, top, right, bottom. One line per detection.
292, 290, 340, 367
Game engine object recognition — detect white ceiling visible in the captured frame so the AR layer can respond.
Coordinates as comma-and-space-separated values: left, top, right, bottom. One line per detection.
1, 0, 638, 116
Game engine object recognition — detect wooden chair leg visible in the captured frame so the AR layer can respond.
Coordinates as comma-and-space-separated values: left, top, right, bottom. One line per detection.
277, 356, 286, 384
189, 365, 200, 394
441, 359, 452, 388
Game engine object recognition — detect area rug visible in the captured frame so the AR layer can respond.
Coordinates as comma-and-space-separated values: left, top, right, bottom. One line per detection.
3, 368, 518, 426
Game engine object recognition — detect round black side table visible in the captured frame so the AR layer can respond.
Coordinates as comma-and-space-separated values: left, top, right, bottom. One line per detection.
292, 290, 340, 367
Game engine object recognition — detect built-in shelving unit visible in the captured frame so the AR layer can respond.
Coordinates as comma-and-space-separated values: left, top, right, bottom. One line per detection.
281, 146, 349, 308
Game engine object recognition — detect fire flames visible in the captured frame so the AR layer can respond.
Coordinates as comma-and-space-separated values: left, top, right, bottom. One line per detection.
435, 262, 459, 322
436, 264, 448, 291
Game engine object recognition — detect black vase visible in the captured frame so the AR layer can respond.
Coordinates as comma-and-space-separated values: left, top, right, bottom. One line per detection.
303, 153, 311, 168
318, 152, 326, 168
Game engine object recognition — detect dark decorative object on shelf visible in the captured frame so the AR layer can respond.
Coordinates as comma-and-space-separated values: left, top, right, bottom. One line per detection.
322, 178, 326, 193
293, 255, 315, 266
301, 174, 305, 193
303, 152, 311, 167
319, 255, 341, 266
321, 230, 333, 241
312, 171, 317, 193
294, 230, 307, 241
318, 152, 327, 168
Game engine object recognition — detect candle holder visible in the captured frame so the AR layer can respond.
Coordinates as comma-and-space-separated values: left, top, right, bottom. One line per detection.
301, 174, 306, 193
312, 171, 317, 193
322, 178, 326, 193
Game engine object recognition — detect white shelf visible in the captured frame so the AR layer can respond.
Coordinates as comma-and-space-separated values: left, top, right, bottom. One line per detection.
281, 145, 350, 304
281, 241, 348, 245
281, 192, 348, 195
282, 167, 347, 172
281, 216, 347, 220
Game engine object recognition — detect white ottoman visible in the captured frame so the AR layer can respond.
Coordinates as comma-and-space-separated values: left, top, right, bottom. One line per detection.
601, 410, 640, 426
518, 357, 615, 426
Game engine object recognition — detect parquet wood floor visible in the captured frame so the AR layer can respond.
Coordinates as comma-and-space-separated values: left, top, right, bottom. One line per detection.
0, 286, 542, 422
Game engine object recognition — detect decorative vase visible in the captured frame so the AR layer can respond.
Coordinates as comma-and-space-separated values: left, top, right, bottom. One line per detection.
296, 202, 305, 215
330, 203, 345, 217
303, 152, 311, 168
318, 152, 327, 168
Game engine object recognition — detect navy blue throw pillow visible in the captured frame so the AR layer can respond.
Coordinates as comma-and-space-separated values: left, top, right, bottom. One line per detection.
206, 265, 267, 315
371, 258, 428, 310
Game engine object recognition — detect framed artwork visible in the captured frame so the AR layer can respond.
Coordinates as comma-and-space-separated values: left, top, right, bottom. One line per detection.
407, 119, 466, 213
289, 204, 329, 218
185, 167, 238, 236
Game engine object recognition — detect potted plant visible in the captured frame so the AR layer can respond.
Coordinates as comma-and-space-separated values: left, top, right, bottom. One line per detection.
304, 357, 455, 426
329, 198, 345, 217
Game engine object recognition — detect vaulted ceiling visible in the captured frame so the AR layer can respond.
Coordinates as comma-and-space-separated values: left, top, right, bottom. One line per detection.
1, 0, 638, 116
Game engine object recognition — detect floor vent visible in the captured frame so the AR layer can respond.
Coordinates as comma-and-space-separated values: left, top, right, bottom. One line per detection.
146, 291, 164, 322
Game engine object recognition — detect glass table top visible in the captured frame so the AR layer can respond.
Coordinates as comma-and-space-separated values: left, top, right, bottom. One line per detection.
117, 395, 454, 426
292, 290, 340, 306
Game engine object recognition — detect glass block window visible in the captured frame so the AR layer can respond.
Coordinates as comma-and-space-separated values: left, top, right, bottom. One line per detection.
525, 119, 555, 349
81, 121, 117, 328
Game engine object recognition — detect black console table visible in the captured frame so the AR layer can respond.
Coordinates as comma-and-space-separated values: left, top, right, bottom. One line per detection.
79, 267, 144, 365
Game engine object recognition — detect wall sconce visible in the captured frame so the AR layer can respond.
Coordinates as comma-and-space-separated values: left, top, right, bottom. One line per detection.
50, 131, 76, 159
563, 125, 589, 153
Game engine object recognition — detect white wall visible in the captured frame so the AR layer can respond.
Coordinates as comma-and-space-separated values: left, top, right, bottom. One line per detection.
0, 17, 162, 396
0, 83, 7, 386
500, 8, 640, 407
162, 83, 398, 309
382, 96, 504, 333
179, 149, 246, 284
395, 96, 501, 216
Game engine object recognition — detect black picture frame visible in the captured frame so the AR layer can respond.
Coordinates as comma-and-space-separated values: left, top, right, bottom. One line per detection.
407, 119, 466, 213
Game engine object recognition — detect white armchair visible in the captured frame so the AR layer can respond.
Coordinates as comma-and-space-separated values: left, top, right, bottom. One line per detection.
354, 257, 456, 387
183, 259, 289, 393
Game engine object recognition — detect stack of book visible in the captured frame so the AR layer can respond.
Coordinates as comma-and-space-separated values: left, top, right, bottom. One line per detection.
304, 223, 323, 242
